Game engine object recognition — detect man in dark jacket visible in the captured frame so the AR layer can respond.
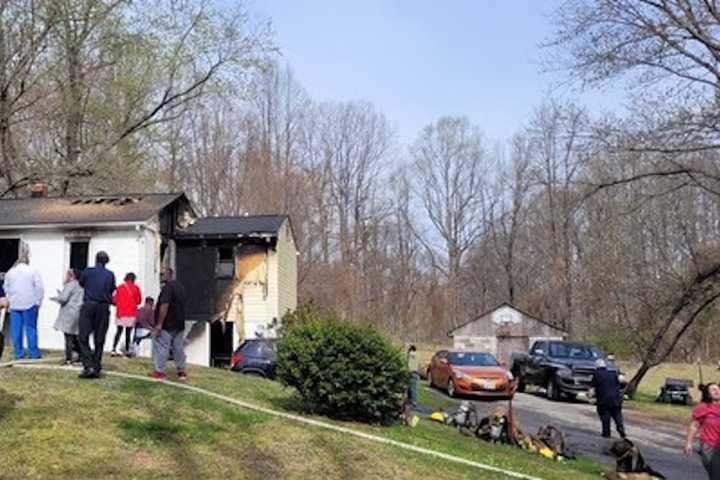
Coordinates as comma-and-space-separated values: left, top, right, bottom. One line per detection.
78, 251, 116, 379
591, 358, 626, 438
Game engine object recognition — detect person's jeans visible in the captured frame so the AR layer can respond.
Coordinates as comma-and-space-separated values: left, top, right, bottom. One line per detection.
597, 404, 626, 437
78, 302, 110, 373
153, 329, 187, 373
699, 443, 720, 480
63, 333, 80, 362
408, 372, 419, 407
10, 305, 40, 359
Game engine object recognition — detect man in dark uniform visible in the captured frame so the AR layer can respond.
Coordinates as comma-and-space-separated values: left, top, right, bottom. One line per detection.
591, 358, 626, 438
78, 251, 116, 379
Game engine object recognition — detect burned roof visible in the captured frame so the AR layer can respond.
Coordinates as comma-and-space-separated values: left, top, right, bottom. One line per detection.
176, 215, 288, 238
0, 193, 187, 228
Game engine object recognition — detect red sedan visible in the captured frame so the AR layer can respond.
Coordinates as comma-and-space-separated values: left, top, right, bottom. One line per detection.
427, 350, 515, 399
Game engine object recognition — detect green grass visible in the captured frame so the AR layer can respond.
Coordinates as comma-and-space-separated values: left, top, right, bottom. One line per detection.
620, 361, 715, 424
0, 351, 603, 479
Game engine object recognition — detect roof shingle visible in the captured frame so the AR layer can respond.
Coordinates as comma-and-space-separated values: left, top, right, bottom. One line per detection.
0, 193, 185, 227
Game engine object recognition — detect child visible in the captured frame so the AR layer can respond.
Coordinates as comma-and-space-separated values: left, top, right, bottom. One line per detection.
129, 297, 154, 357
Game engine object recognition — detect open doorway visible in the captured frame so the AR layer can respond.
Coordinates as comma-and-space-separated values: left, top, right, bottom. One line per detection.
69, 241, 89, 272
210, 321, 234, 368
0, 238, 19, 274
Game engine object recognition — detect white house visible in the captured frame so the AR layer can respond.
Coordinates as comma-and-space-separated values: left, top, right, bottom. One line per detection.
0, 190, 297, 366
448, 303, 566, 364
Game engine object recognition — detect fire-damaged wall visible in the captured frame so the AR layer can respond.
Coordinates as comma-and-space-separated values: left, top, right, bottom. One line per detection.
176, 240, 278, 365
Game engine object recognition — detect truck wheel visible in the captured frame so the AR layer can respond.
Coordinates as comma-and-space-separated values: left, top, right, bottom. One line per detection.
546, 376, 560, 401
448, 379, 456, 398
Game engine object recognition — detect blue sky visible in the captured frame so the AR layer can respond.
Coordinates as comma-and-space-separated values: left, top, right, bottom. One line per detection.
252, 0, 628, 146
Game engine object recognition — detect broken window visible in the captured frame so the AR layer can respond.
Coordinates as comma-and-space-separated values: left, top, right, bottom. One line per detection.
215, 247, 235, 278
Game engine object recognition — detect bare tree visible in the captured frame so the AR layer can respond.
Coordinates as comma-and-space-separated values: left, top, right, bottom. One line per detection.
411, 116, 488, 327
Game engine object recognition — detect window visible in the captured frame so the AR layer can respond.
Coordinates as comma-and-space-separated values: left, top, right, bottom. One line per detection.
69, 241, 89, 272
215, 246, 235, 278
448, 352, 499, 367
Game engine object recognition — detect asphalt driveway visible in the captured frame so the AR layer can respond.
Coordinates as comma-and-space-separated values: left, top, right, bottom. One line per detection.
422, 386, 704, 480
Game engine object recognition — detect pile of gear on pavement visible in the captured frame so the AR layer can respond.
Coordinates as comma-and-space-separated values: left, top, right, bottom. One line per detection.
430, 401, 665, 479
430, 400, 575, 461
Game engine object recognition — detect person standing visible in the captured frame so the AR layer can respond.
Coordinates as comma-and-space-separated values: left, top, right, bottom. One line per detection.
0, 276, 8, 359
78, 251, 116, 379
111, 272, 142, 356
129, 297, 154, 356
685, 382, 720, 479
591, 358, 626, 438
150, 268, 187, 381
407, 345, 419, 409
51, 269, 84, 365
4, 248, 44, 360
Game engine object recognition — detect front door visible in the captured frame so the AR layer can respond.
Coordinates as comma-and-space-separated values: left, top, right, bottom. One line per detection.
497, 336, 528, 365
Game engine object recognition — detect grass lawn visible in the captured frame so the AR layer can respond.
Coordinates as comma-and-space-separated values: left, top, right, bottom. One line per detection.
0, 351, 604, 480
620, 361, 716, 424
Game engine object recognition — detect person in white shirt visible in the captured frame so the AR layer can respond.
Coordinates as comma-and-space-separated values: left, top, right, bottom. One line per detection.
4, 247, 44, 359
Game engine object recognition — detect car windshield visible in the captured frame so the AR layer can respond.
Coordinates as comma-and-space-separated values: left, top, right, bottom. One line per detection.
548, 343, 602, 360
447, 352, 499, 366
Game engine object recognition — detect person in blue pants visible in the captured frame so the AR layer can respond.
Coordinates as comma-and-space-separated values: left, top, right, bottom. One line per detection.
4, 247, 44, 360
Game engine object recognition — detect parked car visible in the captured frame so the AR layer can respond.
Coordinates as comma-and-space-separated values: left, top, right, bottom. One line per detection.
510, 340, 627, 401
427, 350, 515, 399
656, 378, 693, 405
230, 339, 277, 379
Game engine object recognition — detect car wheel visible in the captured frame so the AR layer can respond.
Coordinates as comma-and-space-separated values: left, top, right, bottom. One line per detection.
546, 376, 559, 401
447, 379, 456, 398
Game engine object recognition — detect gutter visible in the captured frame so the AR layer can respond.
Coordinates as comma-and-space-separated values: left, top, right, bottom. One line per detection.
0, 221, 146, 231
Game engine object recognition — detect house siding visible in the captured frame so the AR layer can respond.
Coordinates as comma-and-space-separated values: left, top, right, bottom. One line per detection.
275, 222, 297, 321
16, 227, 157, 353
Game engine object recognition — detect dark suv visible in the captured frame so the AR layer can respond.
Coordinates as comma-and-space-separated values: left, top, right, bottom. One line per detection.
230, 339, 277, 379
510, 340, 627, 401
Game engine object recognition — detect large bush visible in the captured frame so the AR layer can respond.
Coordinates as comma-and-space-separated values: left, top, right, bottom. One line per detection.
277, 305, 408, 424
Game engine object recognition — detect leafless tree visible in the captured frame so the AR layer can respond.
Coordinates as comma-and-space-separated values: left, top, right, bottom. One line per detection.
411, 116, 488, 327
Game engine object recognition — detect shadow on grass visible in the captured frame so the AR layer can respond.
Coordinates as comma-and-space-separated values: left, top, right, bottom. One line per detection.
0, 386, 20, 421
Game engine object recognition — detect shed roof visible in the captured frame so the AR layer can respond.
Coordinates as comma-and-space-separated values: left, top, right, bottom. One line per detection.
448, 302, 566, 336
176, 215, 289, 238
0, 193, 187, 228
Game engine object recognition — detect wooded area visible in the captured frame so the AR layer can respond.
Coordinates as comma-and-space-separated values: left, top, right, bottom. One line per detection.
3, 0, 720, 393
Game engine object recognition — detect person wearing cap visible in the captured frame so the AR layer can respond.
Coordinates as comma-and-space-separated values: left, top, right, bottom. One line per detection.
591, 358, 626, 438
78, 251, 116, 378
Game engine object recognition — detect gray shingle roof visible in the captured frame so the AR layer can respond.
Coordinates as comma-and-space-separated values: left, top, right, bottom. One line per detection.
0, 193, 185, 227
177, 215, 287, 238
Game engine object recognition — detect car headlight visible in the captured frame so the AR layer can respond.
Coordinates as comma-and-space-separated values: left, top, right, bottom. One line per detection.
454, 371, 466, 380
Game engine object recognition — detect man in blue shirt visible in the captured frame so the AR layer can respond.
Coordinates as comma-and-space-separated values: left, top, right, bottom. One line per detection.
78, 251, 116, 379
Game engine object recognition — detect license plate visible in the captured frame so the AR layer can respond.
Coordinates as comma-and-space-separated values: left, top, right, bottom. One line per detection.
483, 380, 497, 390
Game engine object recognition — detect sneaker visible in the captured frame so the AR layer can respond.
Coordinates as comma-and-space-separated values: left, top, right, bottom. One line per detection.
78, 370, 99, 379
149, 371, 167, 381
60, 360, 72, 366
177, 371, 188, 381
110, 350, 119, 357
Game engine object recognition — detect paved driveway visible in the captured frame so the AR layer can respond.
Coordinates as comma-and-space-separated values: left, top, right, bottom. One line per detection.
422, 386, 704, 480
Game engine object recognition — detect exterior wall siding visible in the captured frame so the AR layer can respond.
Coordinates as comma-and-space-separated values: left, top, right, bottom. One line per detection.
276, 222, 298, 320
15, 227, 156, 354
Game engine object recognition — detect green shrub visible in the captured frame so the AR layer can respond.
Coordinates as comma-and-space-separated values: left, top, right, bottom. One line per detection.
277, 304, 408, 424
